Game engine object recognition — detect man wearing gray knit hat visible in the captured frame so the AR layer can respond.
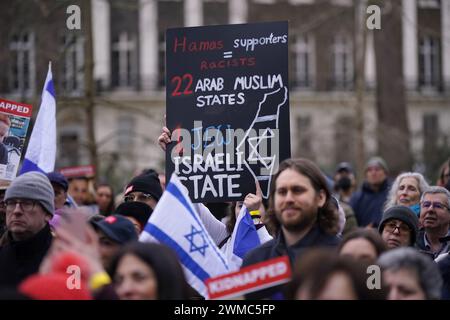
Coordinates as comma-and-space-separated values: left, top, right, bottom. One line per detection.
0, 172, 54, 287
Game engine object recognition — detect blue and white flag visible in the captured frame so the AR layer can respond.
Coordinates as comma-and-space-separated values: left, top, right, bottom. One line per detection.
20, 62, 56, 174
140, 173, 230, 298
224, 205, 261, 271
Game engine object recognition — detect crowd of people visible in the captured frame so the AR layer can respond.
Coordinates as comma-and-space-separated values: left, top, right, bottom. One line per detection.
0, 130, 449, 300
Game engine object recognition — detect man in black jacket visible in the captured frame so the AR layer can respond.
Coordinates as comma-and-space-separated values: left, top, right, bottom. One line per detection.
241, 158, 340, 299
0, 172, 54, 287
350, 157, 391, 228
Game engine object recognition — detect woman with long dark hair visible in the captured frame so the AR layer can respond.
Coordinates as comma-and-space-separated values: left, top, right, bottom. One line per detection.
109, 242, 190, 300
95, 183, 115, 216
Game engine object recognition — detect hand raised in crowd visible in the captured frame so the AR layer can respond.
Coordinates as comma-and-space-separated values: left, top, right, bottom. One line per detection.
41, 222, 105, 280
158, 116, 172, 151
243, 179, 263, 213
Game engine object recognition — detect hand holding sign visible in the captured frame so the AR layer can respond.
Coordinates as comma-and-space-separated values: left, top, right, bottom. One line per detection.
244, 180, 263, 212
165, 21, 290, 203
158, 125, 172, 151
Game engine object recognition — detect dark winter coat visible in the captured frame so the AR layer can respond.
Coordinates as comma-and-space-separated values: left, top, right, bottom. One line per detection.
0, 224, 53, 287
350, 179, 391, 227
241, 225, 340, 299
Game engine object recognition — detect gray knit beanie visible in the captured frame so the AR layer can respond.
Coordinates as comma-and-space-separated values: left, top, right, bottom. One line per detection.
5, 172, 55, 215
379, 205, 419, 245
366, 156, 389, 173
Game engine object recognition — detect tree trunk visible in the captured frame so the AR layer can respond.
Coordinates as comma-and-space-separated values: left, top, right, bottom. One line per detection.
354, 0, 367, 184
83, 0, 99, 182
373, 1, 412, 176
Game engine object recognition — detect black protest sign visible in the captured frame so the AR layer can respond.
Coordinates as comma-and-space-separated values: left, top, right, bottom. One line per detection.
166, 21, 290, 203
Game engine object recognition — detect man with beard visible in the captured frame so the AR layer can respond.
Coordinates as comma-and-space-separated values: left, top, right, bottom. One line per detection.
416, 186, 450, 259
241, 158, 341, 299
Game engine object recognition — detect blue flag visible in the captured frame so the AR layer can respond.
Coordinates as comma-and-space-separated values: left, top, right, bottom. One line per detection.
20, 62, 56, 174
224, 205, 261, 271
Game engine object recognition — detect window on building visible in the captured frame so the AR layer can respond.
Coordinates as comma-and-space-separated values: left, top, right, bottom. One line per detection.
333, 34, 353, 90
252, 0, 277, 4
419, 36, 441, 90
111, 32, 138, 89
204, 0, 228, 25
296, 116, 315, 160
9, 32, 35, 96
157, 0, 184, 89
334, 115, 356, 164
59, 132, 80, 167
422, 113, 439, 175
330, 0, 352, 6
61, 34, 84, 96
294, 35, 315, 89
158, 31, 166, 87
117, 115, 135, 152
418, 0, 440, 9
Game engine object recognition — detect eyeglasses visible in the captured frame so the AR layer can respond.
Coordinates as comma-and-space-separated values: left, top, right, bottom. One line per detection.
5, 199, 37, 212
421, 201, 449, 210
124, 193, 153, 203
384, 221, 411, 234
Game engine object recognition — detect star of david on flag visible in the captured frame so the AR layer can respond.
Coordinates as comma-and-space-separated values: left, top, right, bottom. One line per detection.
185, 225, 209, 256
140, 173, 229, 298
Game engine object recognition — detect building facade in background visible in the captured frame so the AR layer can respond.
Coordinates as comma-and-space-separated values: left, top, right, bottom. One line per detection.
0, 0, 449, 188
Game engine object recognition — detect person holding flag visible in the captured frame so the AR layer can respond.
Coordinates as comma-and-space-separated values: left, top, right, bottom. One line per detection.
157, 127, 273, 269
139, 173, 270, 298
0, 63, 57, 287
210, 180, 272, 270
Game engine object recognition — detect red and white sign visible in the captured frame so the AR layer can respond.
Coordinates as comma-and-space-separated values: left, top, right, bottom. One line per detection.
0, 98, 32, 117
205, 256, 291, 300
60, 165, 95, 178
0, 98, 33, 182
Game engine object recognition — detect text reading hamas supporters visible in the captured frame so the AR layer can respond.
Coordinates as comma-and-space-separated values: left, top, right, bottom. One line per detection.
166, 21, 291, 202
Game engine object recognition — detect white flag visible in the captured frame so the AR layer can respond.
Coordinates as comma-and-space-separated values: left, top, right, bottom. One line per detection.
140, 173, 230, 298
20, 62, 56, 174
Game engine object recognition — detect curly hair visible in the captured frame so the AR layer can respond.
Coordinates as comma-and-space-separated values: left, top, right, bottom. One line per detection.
265, 158, 339, 236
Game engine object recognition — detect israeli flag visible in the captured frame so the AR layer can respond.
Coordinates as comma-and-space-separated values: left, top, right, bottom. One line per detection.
140, 174, 230, 298
20, 62, 56, 174
224, 205, 261, 271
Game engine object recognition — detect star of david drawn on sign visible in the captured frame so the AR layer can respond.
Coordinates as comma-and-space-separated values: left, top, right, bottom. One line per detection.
184, 225, 209, 256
